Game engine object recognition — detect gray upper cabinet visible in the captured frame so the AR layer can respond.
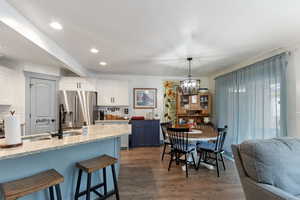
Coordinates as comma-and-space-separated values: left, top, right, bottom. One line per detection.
96, 79, 129, 106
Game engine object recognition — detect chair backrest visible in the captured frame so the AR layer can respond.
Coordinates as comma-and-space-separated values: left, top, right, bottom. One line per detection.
167, 127, 189, 152
160, 122, 172, 140
215, 125, 228, 152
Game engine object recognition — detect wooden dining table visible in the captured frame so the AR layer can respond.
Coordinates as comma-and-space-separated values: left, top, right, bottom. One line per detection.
172, 124, 218, 141
188, 128, 218, 141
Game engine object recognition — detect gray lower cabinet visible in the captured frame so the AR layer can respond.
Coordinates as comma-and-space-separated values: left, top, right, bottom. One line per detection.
130, 120, 160, 147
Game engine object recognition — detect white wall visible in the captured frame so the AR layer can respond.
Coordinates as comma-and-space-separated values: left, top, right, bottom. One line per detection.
23, 63, 61, 77
209, 48, 300, 137
0, 64, 24, 122
0, 62, 61, 123
94, 74, 210, 120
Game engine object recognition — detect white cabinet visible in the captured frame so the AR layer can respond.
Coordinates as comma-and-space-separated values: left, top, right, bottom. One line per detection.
0, 71, 13, 105
81, 78, 96, 91
116, 81, 129, 105
96, 80, 129, 106
59, 77, 96, 91
97, 80, 114, 106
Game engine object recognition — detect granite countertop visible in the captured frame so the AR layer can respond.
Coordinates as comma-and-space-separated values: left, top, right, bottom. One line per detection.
0, 124, 131, 161
95, 120, 130, 123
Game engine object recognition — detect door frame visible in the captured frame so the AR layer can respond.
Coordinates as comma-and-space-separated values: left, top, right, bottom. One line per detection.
25, 72, 60, 136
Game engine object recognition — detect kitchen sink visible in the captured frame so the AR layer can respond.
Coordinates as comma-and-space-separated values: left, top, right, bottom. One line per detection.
62, 130, 82, 137
22, 134, 52, 142
50, 130, 82, 138
21, 130, 82, 143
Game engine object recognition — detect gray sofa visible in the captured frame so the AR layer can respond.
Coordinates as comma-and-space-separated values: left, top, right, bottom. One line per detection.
232, 138, 300, 200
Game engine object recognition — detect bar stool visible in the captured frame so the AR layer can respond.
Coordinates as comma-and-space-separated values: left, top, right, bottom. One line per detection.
0, 169, 64, 200
75, 154, 120, 200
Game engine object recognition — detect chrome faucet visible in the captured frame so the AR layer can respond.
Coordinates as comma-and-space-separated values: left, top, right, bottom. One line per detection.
58, 104, 64, 139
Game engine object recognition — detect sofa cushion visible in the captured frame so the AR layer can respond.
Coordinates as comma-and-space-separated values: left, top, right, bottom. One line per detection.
239, 138, 300, 196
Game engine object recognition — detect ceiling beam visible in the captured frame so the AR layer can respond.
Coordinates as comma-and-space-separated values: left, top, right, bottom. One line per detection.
0, 0, 89, 77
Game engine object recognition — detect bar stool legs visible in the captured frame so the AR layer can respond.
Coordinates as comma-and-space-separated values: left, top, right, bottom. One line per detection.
49, 185, 62, 200
86, 173, 92, 200
49, 186, 54, 200
75, 169, 82, 200
103, 168, 107, 196
111, 164, 120, 200
74, 163, 120, 200
55, 184, 62, 200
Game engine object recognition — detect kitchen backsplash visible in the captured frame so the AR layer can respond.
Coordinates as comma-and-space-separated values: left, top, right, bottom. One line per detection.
95, 106, 130, 120
0, 105, 24, 122
0, 105, 11, 119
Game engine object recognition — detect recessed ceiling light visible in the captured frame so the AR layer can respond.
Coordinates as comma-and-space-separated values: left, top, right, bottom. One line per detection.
90, 48, 99, 54
49, 22, 63, 30
99, 62, 107, 66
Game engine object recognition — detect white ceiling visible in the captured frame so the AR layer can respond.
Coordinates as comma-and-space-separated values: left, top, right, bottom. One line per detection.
0, 22, 64, 67
7, 0, 300, 76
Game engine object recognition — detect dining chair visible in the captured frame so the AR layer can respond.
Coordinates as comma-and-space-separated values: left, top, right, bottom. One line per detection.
160, 122, 172, 161
196, 125, 228, 177
167, 127, 197, 177
195, 122, 216, 149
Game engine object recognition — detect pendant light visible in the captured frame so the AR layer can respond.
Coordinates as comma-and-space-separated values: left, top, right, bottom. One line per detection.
180, 57, 201, 95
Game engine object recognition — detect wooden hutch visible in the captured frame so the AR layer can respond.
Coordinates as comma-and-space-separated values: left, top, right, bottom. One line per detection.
176, 90, 212, 124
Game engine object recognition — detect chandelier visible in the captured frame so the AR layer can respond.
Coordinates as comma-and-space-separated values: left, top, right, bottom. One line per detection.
180, 57, 201, 95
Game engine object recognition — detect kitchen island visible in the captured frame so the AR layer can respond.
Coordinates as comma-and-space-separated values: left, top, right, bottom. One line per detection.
0, 124, 131, 200
95, 120, 130, 149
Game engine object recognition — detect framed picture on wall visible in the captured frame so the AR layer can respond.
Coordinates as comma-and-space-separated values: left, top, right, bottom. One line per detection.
133, 88, 157, 109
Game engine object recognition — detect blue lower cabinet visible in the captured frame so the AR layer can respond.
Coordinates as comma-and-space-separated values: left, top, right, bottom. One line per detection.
130, 120, 160, 147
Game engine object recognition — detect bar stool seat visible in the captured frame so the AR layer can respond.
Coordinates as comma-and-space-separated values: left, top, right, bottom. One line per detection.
75, 154, 120, 200
0, 169, 64, 200
76, 155, 117, 173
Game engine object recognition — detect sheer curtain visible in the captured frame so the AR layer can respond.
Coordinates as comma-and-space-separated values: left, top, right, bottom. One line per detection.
215, 53, 288, 154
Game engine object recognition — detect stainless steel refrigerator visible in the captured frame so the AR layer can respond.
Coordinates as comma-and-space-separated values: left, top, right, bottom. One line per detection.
59, 90, 97, 129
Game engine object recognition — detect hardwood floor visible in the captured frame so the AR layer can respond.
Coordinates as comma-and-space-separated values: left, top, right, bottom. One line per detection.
116, 147, 245, 200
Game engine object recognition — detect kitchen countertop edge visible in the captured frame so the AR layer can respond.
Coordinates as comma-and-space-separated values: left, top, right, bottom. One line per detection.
95, 120, 130, 123
0, 124, 131, 161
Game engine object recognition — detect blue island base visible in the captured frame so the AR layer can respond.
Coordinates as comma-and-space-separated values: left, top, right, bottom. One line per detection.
0, 137, 121, 200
